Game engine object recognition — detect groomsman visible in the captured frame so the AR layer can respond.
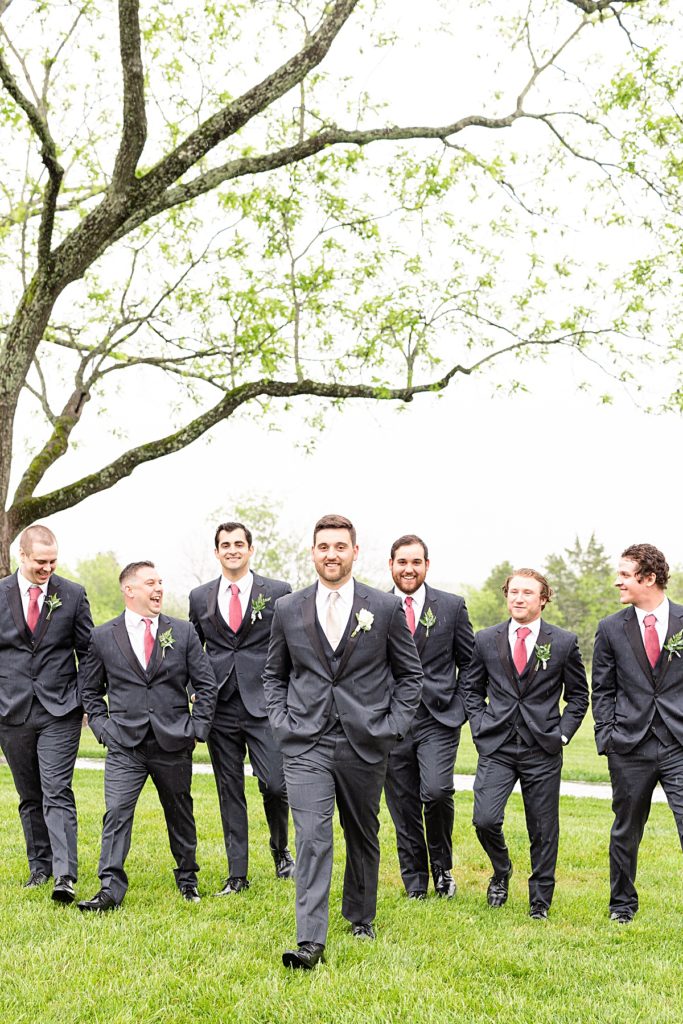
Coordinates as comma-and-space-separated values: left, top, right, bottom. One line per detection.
384, 534, 474, 899
263, 514, 423, 968
461, 569, 588, 919
0, 524, 93, 903
592, 543, 683, 924
78, 561, 217, 910
189, 522, 293, 894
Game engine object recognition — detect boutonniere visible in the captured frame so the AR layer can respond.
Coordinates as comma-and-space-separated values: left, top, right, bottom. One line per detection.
534, 642, 552, 671
251, 593, 271, 624
45, 594, 62, 620
419, 607, 436, 638
351, 608, 374, 637
158, 628, 175, 658
664, 629, 683, 662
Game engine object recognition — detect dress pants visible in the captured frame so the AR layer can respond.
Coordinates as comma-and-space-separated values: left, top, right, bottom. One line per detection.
0, 698, 81, 879
284, 730, 388, 945
472, 736, 562, 909
607, 734, 683, 917
384, 705, 461, 892
98, 728, 198, 903
207, 689, 289, 876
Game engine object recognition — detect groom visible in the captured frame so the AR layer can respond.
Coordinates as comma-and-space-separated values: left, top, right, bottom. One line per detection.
263, 514, 423, 968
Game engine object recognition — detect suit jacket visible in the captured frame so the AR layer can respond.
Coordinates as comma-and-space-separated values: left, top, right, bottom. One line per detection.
0, 571, 93, 725
409, 583, 474, 728
262, 580, 424, 764
461, 619, 589, 756
79, 613, 218, 752
592, 601, 683, 755
189, 573, 291, 718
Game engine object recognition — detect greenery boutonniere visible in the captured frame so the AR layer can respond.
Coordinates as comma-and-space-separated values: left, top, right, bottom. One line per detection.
351, 608, 374, 637
535, 642, 552, 671
158, 628, 175, 658
664, 629, 683, 662
251, 593, 271, 624
419, 607, 436, 638
45, 594, 62, 620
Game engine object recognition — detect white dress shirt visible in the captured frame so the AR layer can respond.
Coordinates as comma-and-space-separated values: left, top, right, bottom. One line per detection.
316, 578, 355, 645
508, 616, 542, 663
634, 598, 669, 650
125, 609, 159, 668
17, 570, 48, 619
218, 570, 254, 626
394, 583, 426, 627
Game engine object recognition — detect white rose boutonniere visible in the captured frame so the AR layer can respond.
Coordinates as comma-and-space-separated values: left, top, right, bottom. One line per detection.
351, 609, 374, 637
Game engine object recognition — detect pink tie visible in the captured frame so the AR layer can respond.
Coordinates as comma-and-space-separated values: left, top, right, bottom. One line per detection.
404, 596, 416, 635
513, 626, 531, 675
27, 586, 41, 632
643, 614, 660, 668
229, 583, 242, 632
142, 618, 154, 666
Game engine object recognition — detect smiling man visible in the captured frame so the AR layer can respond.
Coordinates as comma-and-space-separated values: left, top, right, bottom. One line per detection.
384, 534, 473, 901
263, 514, 423, 969
461, 568, 588, 919
0, 524, 93, 903
78, 561, 217, 910
592, 543, 683, 924
189, 522, 293, 894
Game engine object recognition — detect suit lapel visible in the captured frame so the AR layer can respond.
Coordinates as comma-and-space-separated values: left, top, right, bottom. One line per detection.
496, 623, 520, 694
235, 575, 266, 647
113, 614, 148, 683
4, 575, 31, 642
657, 605, 683, 685
335, 582, 368, 678
413, 587, 436, 656
301, 586, 332, 677
146, 614, 170, 681
623, 607, 654, 685
522, 621, 551, 690
31, 576, 60, 649
207, 578, 235, 643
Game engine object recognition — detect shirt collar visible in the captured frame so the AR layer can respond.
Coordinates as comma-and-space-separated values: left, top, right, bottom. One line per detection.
17, 570, 48, 597
508, 616, 542, 643
634, 597, 669, 626
318, 577, 355, 604
125, 608, 160, 628
395, 583, 425, 608
221, 570, 252, 595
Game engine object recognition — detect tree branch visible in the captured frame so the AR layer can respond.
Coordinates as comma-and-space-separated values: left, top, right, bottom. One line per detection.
112, 0, 147, 189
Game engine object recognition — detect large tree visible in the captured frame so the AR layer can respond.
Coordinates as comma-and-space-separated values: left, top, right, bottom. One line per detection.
0, 0, 680, 573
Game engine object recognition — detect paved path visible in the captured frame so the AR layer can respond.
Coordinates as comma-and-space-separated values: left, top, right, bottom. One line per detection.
62, 758, 666, 804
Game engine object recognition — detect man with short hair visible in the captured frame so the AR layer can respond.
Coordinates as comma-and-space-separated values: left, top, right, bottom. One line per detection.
0, 523, 93, 903
263, 514, 423, 969
592, 543, 683, 924
78, 561, 217, 910
385, 533, 474, 900
461, 569, 588, 919
189, 522, 293, 894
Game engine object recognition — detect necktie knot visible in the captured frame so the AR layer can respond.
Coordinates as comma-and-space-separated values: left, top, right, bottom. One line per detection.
230, 583, 239, 597
516, 626, 531, 641
644, 614, 657, 628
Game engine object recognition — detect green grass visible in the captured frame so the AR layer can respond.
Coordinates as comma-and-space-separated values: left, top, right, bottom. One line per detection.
79, 710, 610, 783
1, 764, 682, 1023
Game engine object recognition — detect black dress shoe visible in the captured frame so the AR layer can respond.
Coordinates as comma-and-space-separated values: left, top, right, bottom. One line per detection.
272, 848, 296, 879
77, 890, 118, 913
529, 903, 548, 920
180, 884, 201, 903
52, 876, 75, 904
610, 911, 634, 924
351, 922, 376, 940
486, 863, 513, 908
214, 876, 249, 896
23, 870, 50, 889
407, 889, 427, 900
432, 867, 456, 899
282, 942, 325, 969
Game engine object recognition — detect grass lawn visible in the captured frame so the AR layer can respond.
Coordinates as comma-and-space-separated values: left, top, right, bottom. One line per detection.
1, 764, 682, 1023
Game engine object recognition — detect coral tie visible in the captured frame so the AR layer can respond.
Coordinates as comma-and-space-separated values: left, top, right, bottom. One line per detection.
27, 585, 41, 632
142, 617, 154, 667
229, 583, 242, 632
643, 613, 660, 669
404, 596, 416, 635
514, 626, 532, 675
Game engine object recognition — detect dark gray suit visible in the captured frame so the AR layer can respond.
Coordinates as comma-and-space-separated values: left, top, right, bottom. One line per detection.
189, 573, 291, 876
0, 571, 93, 880
79, 613, 218, 902
263, 580, 423, 944
462, 619, 588, 908
592, 601, 683, 917
384, 584, 474, 893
